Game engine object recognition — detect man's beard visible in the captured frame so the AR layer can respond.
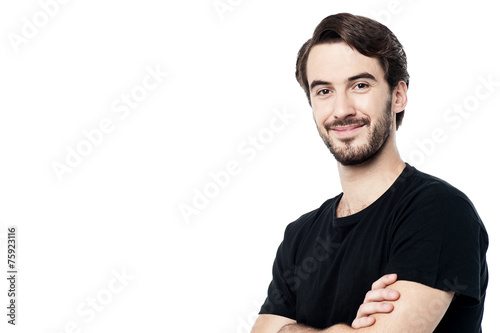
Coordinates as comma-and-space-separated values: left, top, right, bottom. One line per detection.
318, 98, 393, 166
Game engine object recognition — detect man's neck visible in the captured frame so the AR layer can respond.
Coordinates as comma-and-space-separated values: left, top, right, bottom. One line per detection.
336, 139, 406, 218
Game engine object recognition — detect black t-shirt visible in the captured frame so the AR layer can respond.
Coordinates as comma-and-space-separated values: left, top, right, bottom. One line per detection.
259, 164, 488, 332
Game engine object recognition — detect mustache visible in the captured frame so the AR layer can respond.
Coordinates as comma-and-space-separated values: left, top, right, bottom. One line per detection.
325, 117, 370, 129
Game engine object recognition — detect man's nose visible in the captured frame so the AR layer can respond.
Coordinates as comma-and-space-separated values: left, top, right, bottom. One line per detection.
331, 92, 356, 120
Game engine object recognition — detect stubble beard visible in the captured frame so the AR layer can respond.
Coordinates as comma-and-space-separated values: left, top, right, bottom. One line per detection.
318, 98, 393, 166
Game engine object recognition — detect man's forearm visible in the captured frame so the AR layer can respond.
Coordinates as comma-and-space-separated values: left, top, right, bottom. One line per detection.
278, 324, 353, 333
278, 324, 320, 332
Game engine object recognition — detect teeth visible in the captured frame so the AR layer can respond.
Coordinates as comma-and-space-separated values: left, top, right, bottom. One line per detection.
335, 125, 362, 130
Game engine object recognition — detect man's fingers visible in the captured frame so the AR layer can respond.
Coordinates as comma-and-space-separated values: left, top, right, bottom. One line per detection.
351, 315, 375, 329
356, 301, 394, 319
351, 274, 400, 329
364, 288, 400, 303
371, 273, 398, 290
352, 302, 395, 329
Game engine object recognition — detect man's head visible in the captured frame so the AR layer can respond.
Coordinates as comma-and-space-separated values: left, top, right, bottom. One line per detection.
296, 13, 409, 165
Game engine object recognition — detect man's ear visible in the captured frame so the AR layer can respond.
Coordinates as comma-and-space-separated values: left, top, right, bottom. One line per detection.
392, 81, 408, 114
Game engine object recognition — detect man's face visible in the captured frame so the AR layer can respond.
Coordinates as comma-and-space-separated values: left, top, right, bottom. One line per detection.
306, 41, 395, 166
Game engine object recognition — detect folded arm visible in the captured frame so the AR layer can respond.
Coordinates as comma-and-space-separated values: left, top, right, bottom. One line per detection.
253, 280, 453, 333
251, 314, 296, 333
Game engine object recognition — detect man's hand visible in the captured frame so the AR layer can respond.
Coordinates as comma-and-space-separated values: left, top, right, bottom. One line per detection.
264, 274, 401, 332
351, 274, 400, 329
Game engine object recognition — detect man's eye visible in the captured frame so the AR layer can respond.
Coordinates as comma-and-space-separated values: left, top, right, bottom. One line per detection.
355, 83, 369, 89
318, 89, 331, 95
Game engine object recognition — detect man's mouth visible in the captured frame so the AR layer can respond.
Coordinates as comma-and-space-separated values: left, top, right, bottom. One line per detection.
330, 123, 366, 137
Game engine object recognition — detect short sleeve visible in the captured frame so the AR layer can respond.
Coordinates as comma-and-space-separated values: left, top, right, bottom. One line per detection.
385, 190, 488, 304
259, 223, 298, 319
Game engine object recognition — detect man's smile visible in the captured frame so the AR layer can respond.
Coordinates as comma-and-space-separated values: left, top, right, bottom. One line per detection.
331, 124, 366, 138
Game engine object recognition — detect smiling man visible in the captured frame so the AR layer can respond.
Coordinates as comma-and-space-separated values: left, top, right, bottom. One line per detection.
251, 13, 488, 332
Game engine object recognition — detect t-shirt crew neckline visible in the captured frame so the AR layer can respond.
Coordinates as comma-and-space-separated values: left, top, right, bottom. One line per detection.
332, 163, 415, 225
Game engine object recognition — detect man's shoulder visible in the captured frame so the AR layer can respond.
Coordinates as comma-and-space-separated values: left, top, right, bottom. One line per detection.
401, 164, 473, 206
283, 197, 339, 240
398, 165, 486, 232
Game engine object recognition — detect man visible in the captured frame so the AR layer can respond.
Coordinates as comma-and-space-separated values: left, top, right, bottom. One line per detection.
251, 13, 488, 332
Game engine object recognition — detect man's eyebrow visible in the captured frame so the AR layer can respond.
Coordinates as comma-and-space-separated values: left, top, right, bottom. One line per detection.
309, 80, 331, 90
309, 73, 377, 90
347, 72, 377, 83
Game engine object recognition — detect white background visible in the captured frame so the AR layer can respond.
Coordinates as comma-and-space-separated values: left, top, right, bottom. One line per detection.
0, 0, 498, 332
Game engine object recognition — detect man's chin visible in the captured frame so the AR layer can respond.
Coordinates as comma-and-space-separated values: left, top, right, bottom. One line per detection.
329, 143, 378, 166
334, 154, 369, 166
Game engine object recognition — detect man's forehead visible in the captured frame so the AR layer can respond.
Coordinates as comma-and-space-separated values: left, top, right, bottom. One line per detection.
306, 42, 384, 83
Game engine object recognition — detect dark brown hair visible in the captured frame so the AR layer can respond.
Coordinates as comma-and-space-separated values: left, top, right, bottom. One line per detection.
295, 13, 409, 129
